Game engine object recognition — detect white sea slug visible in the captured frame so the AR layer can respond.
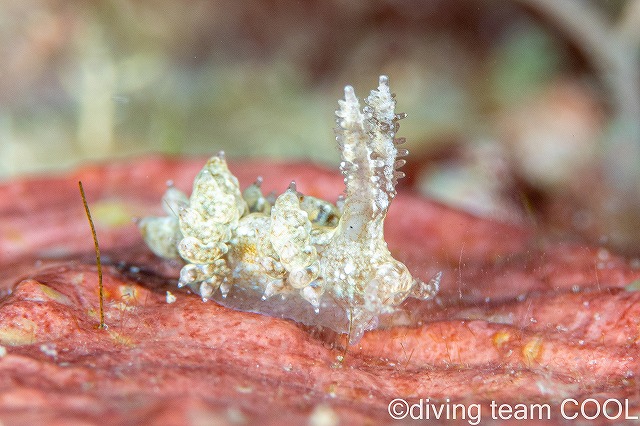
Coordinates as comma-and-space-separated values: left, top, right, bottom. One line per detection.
139, 76, 440, 343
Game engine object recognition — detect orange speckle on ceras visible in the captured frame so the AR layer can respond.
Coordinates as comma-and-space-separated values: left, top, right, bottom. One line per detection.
237, 242, 257, 258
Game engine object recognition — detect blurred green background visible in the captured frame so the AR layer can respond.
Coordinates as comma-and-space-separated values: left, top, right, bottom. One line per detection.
1, 0, 639, 252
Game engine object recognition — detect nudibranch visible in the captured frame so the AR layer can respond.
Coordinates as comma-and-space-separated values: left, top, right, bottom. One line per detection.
139, 76, 440, 343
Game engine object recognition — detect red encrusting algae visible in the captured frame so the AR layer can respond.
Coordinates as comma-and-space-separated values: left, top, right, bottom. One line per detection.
1, 157, 640, 424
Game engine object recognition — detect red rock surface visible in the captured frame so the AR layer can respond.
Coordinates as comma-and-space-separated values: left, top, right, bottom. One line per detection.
1, 156, 640, 425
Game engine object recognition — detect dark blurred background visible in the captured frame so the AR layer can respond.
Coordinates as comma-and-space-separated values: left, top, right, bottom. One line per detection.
1, 0, 639, 254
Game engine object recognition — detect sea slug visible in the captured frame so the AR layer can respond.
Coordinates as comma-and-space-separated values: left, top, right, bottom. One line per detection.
139, 76, 440, 343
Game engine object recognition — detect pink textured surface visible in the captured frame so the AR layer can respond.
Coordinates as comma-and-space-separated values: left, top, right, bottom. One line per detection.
1, 156, 640, 424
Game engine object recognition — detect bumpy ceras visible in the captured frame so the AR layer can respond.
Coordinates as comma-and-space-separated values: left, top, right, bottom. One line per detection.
139, 76, 440, 343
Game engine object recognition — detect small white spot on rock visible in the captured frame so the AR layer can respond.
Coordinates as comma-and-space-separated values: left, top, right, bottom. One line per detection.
226, 407, 247, 424
308, 404, 339, 426
235, 384, 253, 394
40, 343, 57, 358
597, 248, 609, 260
166, 291, 177, 304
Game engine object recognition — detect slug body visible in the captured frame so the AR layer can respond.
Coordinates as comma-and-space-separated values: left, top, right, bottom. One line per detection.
139, 76, 439, 343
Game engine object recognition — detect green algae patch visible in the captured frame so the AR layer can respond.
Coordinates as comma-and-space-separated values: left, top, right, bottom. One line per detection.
91, 200, 134, 228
